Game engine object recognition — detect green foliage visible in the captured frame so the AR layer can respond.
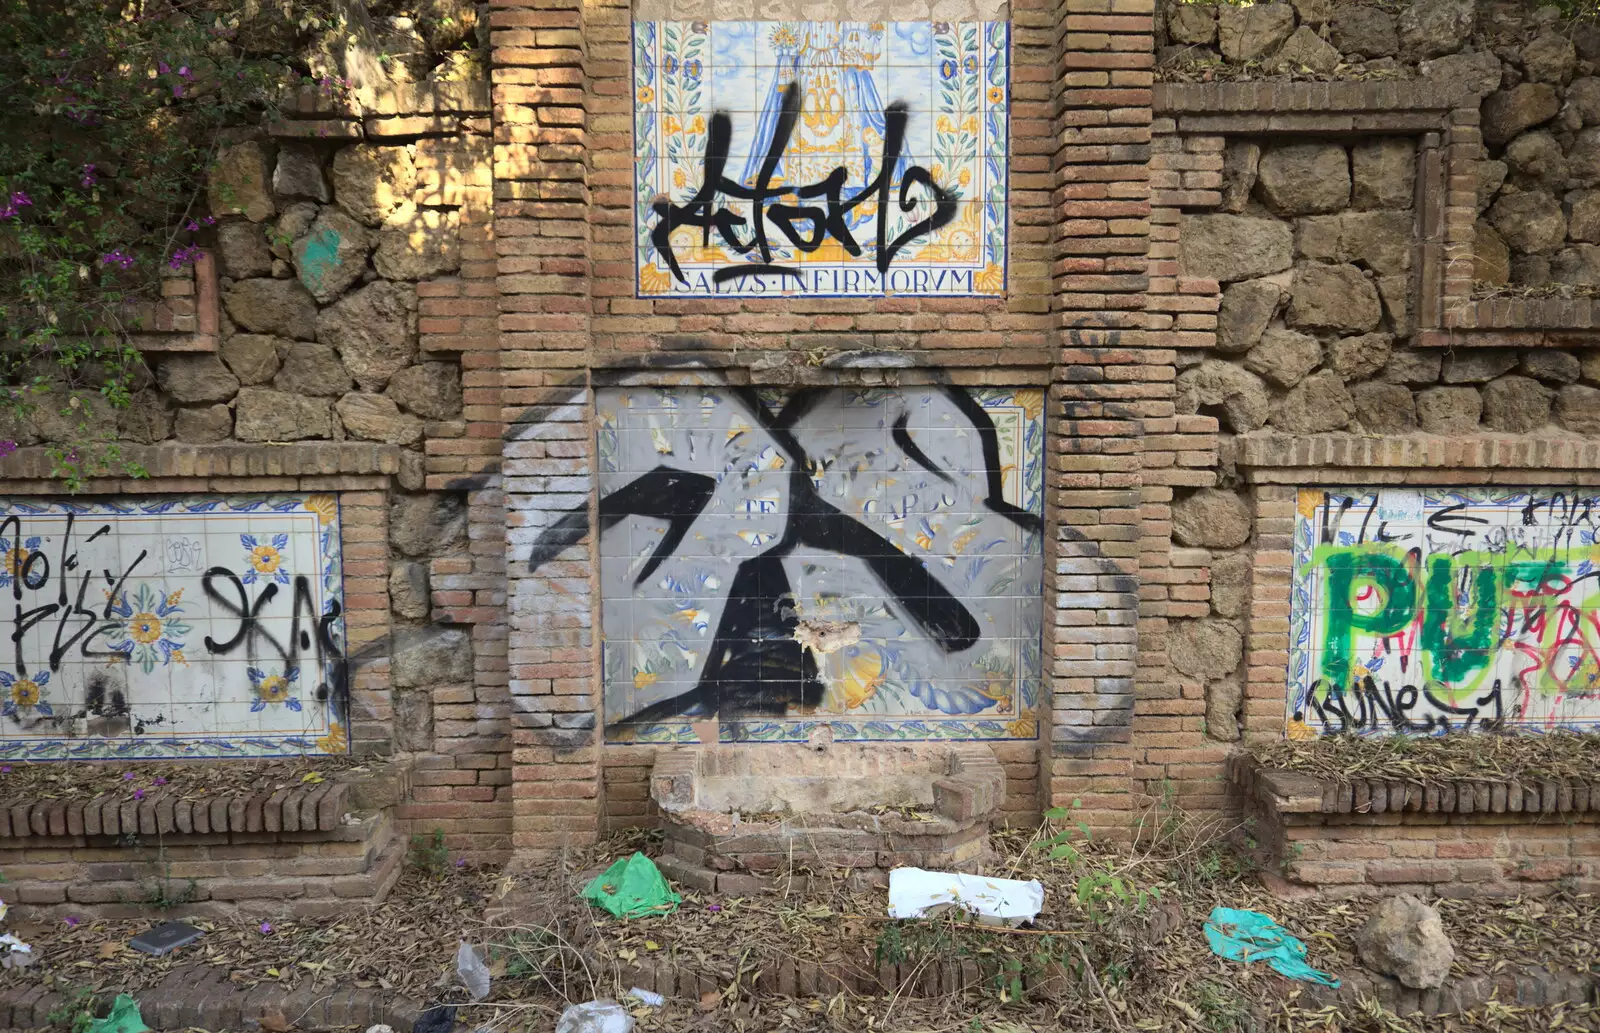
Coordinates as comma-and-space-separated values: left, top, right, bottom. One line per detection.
46, 986, 99, 1033
0, 0, 325, 487
1192, 979, 1256, 1033
407, 827, 452, 876
1037, 799, 1157, 923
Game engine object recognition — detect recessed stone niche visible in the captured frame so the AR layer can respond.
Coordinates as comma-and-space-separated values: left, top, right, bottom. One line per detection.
649, 742, 1006, 896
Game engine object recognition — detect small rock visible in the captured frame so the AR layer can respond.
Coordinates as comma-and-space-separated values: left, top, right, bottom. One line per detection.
1512, 253, 1553, 285
1567, 78, 1600, 128
1257, 143, 1351, 216
1246, 328, 1323, 388
1272, 26, 1341, 74
1522, 32, 1577, 85
223, 278, 318, 340
336, 392, 424, 445
294, 207, 372, 303
273, 144, 331, 202
217, 221, 273, 279
234, 387, 332, 441
1289, 0, 1332, 25
331, 144, 419, 227
1483, 84, 1561, 145
1488, 189, 1567, 254
156, 355, 240, 405
1206, 676, 1243, 743
1420, 50, 1504, 99
1567, 129, 1600, 189
1210, 553, 1252, 619
389, 561, 430, 620
1175, 360, 1271, 433
1397, 0, 1473, 59
174, 404, 233, 443
317, 280, 418, 391
1327, 332, 1392, 380
1569, 190, 1600, 243
1442, 349, 1518, 383
1216, 278, 1283, 353
373, 204, 461, 280
386, 361, 464, 419
1476, 159, 1508, 212
1169, 618, 1244, 680
118, 389, 175, 444
1519, 350, 1581, 384
1181, 215, 1294, 283
1350, 139, 1415, 209
1382, 349, 1443, 385
1504, 131, 1567, 192
1474, 220, 1511, 284
1217, 3, 1296, 63
1417, 386, 1482, 432
1172, 488, 1252, 549
220, 333, 284, 385
1220, 140, 1261, 214
390, 493, 468, 557
272, 202, 319, 260
275, 342, 354, 397
1375, 272, 1412, 332
1482, 375, 1553, 432
1554, 244, 1600, 286
1337, 211, 1414, 276
1330, 5, 1397, 58
1352, 381, 1418, 433
1354, 895, 1455, 990
1556, 383, 1600, 434
1271, 369, 1356, 433
1167, 3, 1216, 45
208, 141, 275, 223
1288, 263, 1382, 334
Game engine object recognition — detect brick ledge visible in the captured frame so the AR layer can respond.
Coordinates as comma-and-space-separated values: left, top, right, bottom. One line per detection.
1228, 754, 1599, 819
0, 442, 407, 484
1237, 433, 1600, 474
1154, 80, 1471, 115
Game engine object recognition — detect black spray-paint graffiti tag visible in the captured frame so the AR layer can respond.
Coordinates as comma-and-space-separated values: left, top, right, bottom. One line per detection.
649, 83, 958, 287
1, 513, 347, 734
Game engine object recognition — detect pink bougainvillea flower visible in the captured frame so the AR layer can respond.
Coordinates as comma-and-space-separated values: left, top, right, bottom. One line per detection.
133, 788, 144, 800
81, 163, 97, 187
178, 66, 193, 80
168, 244, 203, 270
707, 904, 722, 912
0, 763, 12, 773
123, 771, 135, 780
260, 922, 273, 934
153, 776, 167, 785
64, 916, 79, 928
101, 249, 135, 270
10, 191, 31, 207
157, 61, 169, 74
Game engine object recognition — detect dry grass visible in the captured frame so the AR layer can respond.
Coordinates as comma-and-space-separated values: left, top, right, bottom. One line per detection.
1471, 280, 1600, 301
1245, 731, 1600, 784
6, 812, 1598, 1032
0, 756, 370, 802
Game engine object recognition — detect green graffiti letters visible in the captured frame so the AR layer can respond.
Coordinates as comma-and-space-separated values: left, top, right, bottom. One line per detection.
1318, 547, 1415, 693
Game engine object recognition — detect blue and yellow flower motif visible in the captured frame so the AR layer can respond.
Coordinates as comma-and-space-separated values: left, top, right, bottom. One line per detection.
106, 584, 191, 674
248, 666, 302, 712
240, 533, 290, 586
683, 58, 702, 79
939, 58, 956, 80
0, 536, 41, 589
963, 55, 978, 73
0, 670, 52, 718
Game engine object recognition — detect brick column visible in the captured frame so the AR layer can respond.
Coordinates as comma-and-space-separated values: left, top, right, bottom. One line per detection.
1045, 0, 1155, 837
491, 0, 602, 859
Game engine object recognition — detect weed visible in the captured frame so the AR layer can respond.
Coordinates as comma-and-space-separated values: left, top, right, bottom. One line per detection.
1192, 979, 1256, 1033
46, 987, 97, 1033
407, 828, 452, 877
118, 833, 199, 912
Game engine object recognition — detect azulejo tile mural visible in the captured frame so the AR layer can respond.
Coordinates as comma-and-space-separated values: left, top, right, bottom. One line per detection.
633, 20, 1009, 297
597, 386, 1044, 743
1289, 488, 1600, 738
0, 494, 348, 760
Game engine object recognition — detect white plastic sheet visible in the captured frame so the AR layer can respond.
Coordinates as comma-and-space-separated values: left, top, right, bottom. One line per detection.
886, 868, 1045, 927
555, 1000, 635, 1033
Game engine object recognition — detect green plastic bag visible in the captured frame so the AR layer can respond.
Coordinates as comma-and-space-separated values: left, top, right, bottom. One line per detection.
87, 994, 150, 1033
580, 852, 682, 919
1204, 907, 1340, 987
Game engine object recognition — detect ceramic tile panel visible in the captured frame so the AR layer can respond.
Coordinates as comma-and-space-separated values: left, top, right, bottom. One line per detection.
0, 494, 348, 760
1288, 488, 1600, 737
633, 20, 1009, 297
597, 385, 1044, 743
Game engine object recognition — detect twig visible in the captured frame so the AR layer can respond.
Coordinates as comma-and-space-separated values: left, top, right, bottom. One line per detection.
1074, 939, 1126, 1033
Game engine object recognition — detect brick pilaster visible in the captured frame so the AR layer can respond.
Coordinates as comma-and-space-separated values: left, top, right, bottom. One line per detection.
491, 0, 603, 858
1045, 0, 1155, 836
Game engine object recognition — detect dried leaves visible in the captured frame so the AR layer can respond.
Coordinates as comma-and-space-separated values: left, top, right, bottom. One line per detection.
1246, 731, 1600, 785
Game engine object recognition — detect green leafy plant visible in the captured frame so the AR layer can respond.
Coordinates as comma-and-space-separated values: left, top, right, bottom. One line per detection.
0, 0, 332, 488
119, 831, 199, 911
46, 986, 99, 1033
407, 827, 452, 877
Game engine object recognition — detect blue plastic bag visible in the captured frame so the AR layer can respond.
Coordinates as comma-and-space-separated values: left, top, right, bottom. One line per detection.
1204, 907, 1339, 987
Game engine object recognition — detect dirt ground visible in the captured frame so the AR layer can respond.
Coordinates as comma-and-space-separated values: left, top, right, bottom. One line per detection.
6, 803, 1599, 1033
